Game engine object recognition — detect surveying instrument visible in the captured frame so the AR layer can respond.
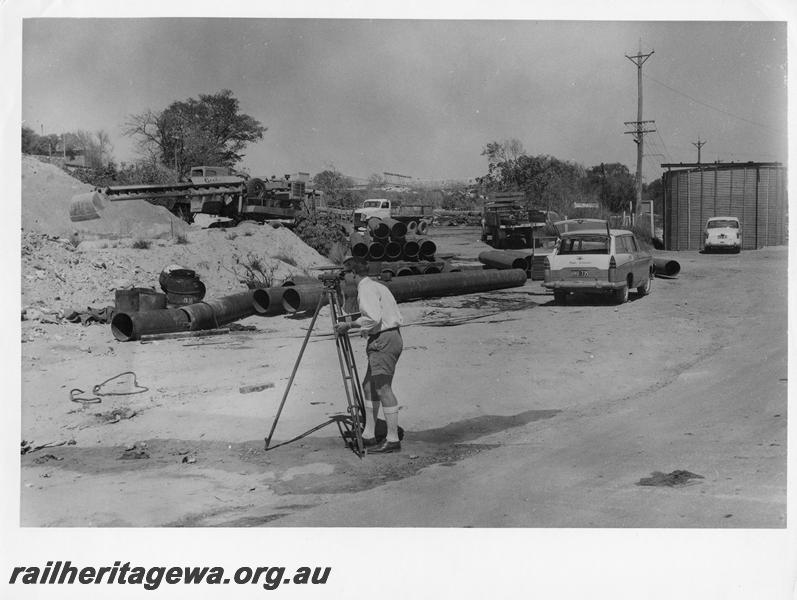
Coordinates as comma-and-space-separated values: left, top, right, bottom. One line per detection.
264, 268, 367, 457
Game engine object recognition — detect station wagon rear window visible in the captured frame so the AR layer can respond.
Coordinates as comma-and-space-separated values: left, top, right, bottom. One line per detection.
707, 220, 739, 229
557, 235, 609, 255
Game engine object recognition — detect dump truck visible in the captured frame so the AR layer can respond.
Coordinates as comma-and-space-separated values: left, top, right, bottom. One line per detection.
353, 198, 432, 230
480, 195, 548, 249
69, 166, 318, 226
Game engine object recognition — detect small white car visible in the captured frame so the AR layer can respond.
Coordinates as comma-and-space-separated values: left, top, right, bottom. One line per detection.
542, 219, 653, 305
703, 216, 741, 253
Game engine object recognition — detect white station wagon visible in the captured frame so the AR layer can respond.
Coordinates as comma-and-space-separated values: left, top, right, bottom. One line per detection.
542, 219, 653, 305
703, 216, 741, 253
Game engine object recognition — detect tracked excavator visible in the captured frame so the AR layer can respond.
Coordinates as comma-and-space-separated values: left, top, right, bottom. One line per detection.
69, 166, 317, 226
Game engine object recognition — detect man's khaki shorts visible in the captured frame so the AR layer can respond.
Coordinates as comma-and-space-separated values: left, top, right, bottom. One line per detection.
365, 329, 403, 378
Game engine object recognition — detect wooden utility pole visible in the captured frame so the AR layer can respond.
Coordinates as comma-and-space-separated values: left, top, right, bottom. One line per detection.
693, 137, 706, 163
624, 45, 656, 222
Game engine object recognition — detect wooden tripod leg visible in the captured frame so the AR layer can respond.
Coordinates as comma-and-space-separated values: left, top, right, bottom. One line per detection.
264, 293, 326, 450
328, 288, 366, 457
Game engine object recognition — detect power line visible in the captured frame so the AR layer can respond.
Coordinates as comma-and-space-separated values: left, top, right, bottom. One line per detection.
655, 131, 673, 163
643, 73, 779, 133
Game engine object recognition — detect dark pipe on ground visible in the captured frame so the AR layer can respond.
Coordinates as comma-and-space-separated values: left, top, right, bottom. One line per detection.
383, 217, 408, 240
402, 239, 420, 260
179, 291, 258, 330
653, 257, 681, 277
253, 286, 295, 316
367, 218, 390, 239
478, 250, 527, 271
282, 282, 357, 313
350, 231, 371, 259
368, 242, 386, 261
504, 250, 533, 271
422, 264, 442, 274
384, 240, 403, 261
383, 269, 527, 303
281, 270, 526, 312
417, 237, 437, 257
111, 308, 190, 342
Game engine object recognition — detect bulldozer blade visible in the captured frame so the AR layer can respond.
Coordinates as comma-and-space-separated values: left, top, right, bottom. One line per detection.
69, 191, 105, 222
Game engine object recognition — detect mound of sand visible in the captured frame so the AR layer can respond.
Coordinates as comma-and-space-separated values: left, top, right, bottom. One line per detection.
21, 155, 188, 239
20, 156, 334, 315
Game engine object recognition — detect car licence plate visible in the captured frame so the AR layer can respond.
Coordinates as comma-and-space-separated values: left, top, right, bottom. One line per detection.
573, 270, 590, 277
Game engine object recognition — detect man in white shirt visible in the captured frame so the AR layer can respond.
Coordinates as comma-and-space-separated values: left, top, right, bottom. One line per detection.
334, 256, 404, 453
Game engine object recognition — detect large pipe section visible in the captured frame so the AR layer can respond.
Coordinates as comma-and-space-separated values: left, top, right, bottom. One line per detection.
112, 290, 261, 341
367, 242, 386, 261
253, 287, 294, 316
384, 240, 403, 261
281, 269, 527, 312
383, 269, 527, 302
180, 291, 258, 330
111, 308, 190, 342
350, 231, 371, 259
405, 234, 436, 257
402, 238, 420, 260
367, 218, 389, 239
479, 250, 528, 271
653, 257, 681, 277
382, 217, 408, 240
282, 282, 357, 313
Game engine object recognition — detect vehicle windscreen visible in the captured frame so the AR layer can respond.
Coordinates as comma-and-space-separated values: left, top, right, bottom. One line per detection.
363, 200, 381, 208
707, 220, 739, 229
557, 235, 609, 255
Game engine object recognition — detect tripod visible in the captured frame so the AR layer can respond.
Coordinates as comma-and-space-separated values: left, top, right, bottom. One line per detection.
264, 273, 367, 457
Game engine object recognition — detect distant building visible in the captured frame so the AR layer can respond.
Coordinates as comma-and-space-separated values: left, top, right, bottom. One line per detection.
661, 162, 787, 250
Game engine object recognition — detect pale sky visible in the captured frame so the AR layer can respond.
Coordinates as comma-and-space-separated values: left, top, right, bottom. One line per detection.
17, 14, 788, 184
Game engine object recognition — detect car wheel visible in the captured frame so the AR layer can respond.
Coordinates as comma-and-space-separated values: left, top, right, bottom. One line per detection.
553, 290, 567, 305
636, 277, 652, 296
614, 286, 629, 304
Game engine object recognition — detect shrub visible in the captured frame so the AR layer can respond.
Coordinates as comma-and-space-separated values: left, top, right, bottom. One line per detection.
132, 239, 151, 250
293, 210, 350, 258
175, 233, 189, 245
228, 252, 278, 289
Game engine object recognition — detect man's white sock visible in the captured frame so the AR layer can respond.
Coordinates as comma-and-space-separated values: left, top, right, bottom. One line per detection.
383, 405, 400, 442
363, 400, 379, 438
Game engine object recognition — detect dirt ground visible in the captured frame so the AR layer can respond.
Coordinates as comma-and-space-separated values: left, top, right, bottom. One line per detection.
18, 219, 787, 528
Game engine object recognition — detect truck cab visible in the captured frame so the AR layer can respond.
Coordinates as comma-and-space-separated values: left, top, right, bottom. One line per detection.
354, 199, 392, 227
188, 166, 245, 185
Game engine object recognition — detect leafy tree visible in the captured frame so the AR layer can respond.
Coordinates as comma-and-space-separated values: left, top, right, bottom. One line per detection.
479, 141, 587, 216
311, 168, 355, 207
585, 163, 636, 213
367, 173, 387, 189
71, 129, 113, 169
123, 90, 266, 178
21, 125, 37, 153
